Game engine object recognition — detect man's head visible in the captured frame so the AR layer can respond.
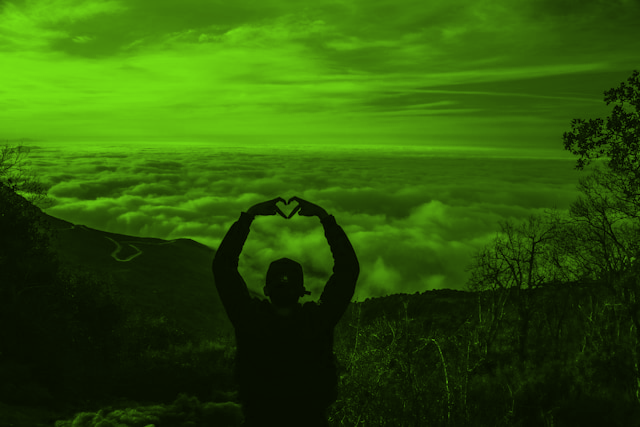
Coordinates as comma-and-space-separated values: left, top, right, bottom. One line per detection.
264, 257, 310, 308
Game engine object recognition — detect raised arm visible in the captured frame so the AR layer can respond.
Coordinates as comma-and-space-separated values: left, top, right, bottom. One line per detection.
317, 213, 360, 326
212, 197, 288, 325
288, 197, 360, 327
212, 211, 255, 325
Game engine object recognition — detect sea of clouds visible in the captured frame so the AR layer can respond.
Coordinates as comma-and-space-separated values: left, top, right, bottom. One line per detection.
23, 141, 589, 302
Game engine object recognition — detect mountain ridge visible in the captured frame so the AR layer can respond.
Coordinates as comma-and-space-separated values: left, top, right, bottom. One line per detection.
41, 210, 239, 343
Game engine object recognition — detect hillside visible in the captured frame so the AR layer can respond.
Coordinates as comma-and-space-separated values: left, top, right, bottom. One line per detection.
42, 211, 239, 344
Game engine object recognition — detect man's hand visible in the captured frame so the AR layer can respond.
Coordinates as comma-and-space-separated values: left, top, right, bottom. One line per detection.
247, 197, 289, 219
286, 196, 328, 219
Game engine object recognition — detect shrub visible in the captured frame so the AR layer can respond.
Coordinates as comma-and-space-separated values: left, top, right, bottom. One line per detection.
54, 393, 243, 427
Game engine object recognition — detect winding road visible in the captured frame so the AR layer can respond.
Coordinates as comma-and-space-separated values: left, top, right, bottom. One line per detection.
54, 222, 177, 262
103, 236, 178, 262
103, 236, 144, 262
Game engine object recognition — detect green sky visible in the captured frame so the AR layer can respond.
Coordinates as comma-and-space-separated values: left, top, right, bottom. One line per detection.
2, 0, 639, 149
1, 0, 639, 302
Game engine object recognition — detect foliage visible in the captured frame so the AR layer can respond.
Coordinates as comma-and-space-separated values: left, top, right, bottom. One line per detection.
0, 142, 66, 367
0, 183, 62, 359
0, 178, 137, 399
463, 71, 640, 417
0, 181, 60, 298
0, 140, 55, 209
562, 69, 640, 193
0, 183, 81, 401
330, 301, 486, 426
331, 289, 640, 426
0, 147, 201, 405
52, 392, 243, 427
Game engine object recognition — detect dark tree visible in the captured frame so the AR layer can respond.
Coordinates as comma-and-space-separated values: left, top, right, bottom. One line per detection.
562, 71, 640, 405
464, 213, 561, 367
563, 70, 640, 199
0, 140, 55, 210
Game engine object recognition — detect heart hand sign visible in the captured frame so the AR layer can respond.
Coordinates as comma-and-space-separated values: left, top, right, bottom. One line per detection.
247, 196, 327, 219
276, 199, 299, 219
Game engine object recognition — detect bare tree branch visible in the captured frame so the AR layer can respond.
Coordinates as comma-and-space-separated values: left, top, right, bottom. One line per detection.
0, 140, 55, 210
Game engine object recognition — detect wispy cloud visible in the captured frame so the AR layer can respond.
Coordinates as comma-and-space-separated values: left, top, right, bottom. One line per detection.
2, 0, 637, 144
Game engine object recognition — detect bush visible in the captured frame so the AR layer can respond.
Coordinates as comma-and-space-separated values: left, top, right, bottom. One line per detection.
53, 392, 244, 427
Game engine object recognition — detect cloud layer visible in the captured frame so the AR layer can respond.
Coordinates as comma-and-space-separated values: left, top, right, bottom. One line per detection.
20, 142, 594, 302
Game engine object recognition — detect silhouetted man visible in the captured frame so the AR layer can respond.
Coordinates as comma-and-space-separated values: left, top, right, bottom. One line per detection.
212, 196, 360, 427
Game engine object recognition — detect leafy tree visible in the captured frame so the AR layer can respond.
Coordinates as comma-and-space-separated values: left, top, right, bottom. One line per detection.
560, 70, 640, 404
567, 166, 638, 284
562, 69, 640, 199
555, 71, 640, 300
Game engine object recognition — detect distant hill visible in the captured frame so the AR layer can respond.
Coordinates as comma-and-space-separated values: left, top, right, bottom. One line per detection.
42, 211, 243, 344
